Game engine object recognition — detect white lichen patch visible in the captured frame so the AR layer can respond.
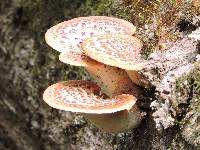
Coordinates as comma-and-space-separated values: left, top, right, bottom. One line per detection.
151, 99, 175, 129
188, 27, 200, 40
142, 36, 199, 130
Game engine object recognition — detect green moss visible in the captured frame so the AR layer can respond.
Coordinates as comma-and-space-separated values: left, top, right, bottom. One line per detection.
173, 62, 200, 145
174, 62, 200, 107
193, 69, 200, 94
198, 105, 200, 113
75, 0, 132, 20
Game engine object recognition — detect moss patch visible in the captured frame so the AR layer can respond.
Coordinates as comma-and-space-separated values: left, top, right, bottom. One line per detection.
122, 0, 199, 57
173, 62, 200, 145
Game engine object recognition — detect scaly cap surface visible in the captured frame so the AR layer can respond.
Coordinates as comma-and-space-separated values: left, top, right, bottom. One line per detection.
82, 34, 145, 70
43, 80, 136, 114
45, 16, 136, 53
45, 16, 136, 66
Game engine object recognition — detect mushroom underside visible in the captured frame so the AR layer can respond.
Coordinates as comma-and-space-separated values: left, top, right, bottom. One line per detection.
83, 105, 142, 133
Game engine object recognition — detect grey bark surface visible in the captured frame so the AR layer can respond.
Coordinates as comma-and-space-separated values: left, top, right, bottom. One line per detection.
0, 0, 199, 150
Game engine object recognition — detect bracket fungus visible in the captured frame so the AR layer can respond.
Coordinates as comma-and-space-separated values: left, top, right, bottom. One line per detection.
44, 16, 146, 133
45, 16, 136, 53
82, 34, 150, 88
45, 16, 140, 96
43, 80, 142, 133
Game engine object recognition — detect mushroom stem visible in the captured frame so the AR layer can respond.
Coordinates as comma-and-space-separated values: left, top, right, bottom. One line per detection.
83, 104, 143, 133
84, 63, 137, 97
126, 70, 150, 88
59, 52, 142, 97
81, 34, 151, 89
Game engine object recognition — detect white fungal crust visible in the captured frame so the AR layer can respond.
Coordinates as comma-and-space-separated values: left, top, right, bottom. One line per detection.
45, 16, 136, 55
43, 80, 136, 114
82, 34, 145, 70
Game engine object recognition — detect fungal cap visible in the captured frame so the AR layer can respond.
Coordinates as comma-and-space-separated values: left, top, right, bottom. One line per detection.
59, 51, 100, 67
82, 34, 145, 70
43, 80, 136, 114
45, 16, 136, 53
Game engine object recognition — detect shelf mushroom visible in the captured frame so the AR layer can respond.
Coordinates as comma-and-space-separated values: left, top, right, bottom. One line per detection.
81, 34, 150, 88
43, 80, 142, 133
45, 16, 136, 53
45, 16, 141, 96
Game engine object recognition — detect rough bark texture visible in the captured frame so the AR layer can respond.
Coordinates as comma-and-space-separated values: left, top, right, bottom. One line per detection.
0, 0, 199, 150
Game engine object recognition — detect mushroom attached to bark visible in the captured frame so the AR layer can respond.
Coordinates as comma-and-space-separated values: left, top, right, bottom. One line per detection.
82, 34, 150, 88
45, 16, 139, 96
43, 80, 142, 133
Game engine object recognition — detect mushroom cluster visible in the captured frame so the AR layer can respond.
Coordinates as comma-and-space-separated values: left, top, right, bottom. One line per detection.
43, 16, 147, 133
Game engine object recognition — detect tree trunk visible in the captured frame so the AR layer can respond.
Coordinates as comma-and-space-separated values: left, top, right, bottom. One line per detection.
0, 0, 199, 149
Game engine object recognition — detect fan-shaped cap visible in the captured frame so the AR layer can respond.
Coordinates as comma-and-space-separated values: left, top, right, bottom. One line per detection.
45, 16, 136, 53
43, 80, 136, 114
82, 34, 145, 70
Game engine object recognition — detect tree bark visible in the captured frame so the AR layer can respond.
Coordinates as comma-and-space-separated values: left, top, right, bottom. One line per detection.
0, 0, 199, 149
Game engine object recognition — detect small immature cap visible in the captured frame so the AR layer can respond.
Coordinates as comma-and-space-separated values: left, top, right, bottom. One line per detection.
43, 80, 136, 114
82, 34, 145, 70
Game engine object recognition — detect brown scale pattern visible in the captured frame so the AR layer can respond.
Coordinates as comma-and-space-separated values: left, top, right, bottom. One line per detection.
45, 16, 136, 55
82, 34, 145, 70
43, 80, 136, 114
